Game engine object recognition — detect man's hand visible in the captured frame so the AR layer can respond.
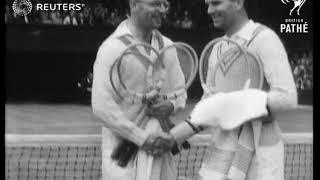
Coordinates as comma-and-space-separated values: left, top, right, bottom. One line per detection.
145, 100, 174, 120
141, 132, 176, 156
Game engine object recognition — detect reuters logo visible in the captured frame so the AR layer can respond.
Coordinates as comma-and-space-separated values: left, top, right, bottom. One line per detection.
12, 0, 33, 16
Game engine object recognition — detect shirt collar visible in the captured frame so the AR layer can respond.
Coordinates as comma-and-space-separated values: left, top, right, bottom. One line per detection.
111, 19, 132, 38
112, 19, 158, 40
231, 19, 256, 41
112, 19, 161, 61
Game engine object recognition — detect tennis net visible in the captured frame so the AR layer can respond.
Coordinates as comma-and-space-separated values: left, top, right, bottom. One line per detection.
5, 133, 312, 180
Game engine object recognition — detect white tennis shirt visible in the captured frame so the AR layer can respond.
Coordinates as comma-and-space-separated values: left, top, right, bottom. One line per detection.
91, 19, 187, 147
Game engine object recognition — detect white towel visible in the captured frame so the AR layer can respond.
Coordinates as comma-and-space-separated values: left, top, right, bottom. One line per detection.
189, 89, 268, 180
190, 88, 268, 130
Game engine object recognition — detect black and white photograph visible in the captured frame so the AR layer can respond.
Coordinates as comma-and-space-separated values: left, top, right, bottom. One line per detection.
5, 0, 313, 179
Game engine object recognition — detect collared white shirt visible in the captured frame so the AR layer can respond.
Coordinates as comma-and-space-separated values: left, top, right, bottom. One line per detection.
92, 19, 187, 146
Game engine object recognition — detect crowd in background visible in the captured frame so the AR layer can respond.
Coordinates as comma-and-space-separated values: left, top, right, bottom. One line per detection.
5, 0, 202, 29
289, 50, 313, 90
6, 0, 313, 91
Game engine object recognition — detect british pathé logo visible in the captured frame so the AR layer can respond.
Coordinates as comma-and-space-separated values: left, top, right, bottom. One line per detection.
280, 0, 308, 33
12, 0, 32, 16
281, 0, 307, 16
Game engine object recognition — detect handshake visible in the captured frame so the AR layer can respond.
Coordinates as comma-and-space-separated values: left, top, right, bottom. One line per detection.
111, 100, 190, 167
111, 131, 182, 167
141, 132, 178, 156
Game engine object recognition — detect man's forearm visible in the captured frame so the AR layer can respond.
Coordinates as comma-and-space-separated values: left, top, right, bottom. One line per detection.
267, 89, 297, 112
92, 100, 149, 146
169, 121, 197, 145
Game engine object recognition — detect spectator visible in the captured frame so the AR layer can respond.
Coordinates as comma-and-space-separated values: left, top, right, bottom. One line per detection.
83, 6, 94, 26
29, 8, 42, 24
172, 12, 181, 28
113, 9, 123, 25
291, 50, 313, 90
63, 11, 78, 26
106, 11, 117, 26
181, 11, 193, 29
93, 2, 104, 25
102, 7, 110, 26
78, 12, 85, 25
289, 60, 295, 70
106, 9, 122, 26
50, 11, 63, 25
40, 11, 52, 24
291, 52, 299, 66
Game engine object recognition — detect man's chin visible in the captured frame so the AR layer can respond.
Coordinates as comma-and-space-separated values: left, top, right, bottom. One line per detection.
213, 23, 223, 30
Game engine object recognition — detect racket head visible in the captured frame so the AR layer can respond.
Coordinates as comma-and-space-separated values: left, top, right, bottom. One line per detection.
199, 38, 264, 94
157, 42, 199, 98
110, 42, 160, 102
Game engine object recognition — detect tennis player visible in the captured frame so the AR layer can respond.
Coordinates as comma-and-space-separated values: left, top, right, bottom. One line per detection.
159, 0, 298, 180
91, 0, 187, 180
204, 0, 298, 178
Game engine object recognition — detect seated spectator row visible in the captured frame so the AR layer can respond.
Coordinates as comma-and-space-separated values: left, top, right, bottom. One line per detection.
5, 0, 206, 29
289, 50, 313, 90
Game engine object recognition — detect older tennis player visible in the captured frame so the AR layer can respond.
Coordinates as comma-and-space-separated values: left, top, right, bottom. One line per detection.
91, 0, 187, 180
155, 0, 298, 180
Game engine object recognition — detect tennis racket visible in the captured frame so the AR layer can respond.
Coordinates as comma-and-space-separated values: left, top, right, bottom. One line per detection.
199, 37, 264, 95
109, 42, 198, 167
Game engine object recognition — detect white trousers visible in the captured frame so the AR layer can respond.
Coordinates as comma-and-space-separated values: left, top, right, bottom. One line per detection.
199, 141, 284, 180
101, 124, 177, 180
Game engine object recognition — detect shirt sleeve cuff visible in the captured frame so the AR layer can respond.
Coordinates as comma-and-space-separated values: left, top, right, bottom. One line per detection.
130, 127, 150, 147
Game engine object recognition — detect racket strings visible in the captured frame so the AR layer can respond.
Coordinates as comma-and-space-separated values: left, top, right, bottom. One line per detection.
199, 38, 259, 95
110, 42, 198, 104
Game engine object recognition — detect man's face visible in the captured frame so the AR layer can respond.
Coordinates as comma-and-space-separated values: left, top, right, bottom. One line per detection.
133, 0, 169, 29
205, 0, 237, 31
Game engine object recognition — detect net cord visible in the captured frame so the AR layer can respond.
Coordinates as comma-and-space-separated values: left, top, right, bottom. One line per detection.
5, 133, 313, 146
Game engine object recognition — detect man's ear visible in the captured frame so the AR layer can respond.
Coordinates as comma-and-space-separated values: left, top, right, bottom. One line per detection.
129, 0, 136, 9
233, 0, 245, 10
128, 0, 138, 15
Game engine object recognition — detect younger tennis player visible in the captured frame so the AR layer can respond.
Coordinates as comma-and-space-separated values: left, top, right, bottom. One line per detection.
158, 0, 297, 179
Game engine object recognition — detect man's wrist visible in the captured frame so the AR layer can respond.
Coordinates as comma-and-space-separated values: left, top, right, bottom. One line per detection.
263, 105, 274, 122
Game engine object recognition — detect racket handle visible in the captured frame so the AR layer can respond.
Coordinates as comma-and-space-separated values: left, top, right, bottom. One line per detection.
181, 141, 191, 149
110, 106, 148, 167
110, 139, 131, 160
171, 143, 180, 155
111, 139, 138, 167
117, 144, 138, 167
170, 140, 191, 155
